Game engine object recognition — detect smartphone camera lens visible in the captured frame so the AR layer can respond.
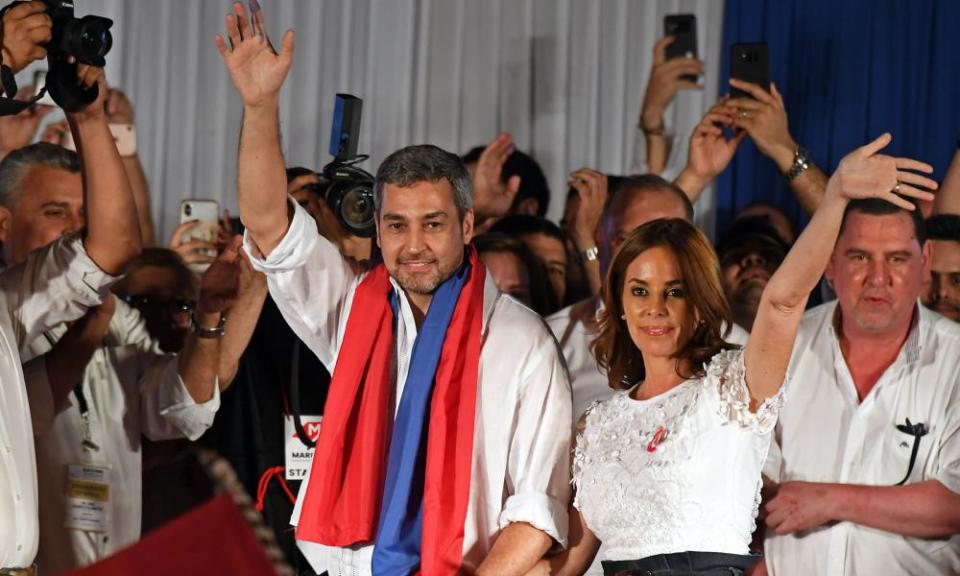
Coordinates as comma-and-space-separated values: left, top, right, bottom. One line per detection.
184, 204, 192, 217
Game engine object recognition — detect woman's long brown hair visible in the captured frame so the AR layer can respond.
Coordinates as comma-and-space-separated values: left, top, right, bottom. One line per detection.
591, 218, 737, 389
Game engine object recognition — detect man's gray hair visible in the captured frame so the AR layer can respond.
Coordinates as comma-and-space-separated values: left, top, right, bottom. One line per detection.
374, 144, 473, 220
0, 143, 81, 209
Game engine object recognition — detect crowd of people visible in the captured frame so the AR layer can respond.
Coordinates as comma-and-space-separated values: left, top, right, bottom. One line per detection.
1, 1, 959, 575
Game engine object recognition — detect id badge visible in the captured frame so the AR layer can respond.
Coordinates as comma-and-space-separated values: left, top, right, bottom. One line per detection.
284, 415, 322, 481
65, 464, 111, 532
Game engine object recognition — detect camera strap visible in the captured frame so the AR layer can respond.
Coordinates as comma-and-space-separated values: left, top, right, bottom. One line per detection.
0, 4, 48, 116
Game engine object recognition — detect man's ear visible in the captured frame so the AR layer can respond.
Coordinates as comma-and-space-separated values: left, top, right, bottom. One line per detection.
0, 206, 13, 245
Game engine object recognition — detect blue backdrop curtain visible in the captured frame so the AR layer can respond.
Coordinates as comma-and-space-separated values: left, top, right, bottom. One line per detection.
716, 0, 960, 233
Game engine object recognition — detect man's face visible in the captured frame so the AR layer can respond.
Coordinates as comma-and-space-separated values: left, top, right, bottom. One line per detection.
720, 239, 785, 330
0, 166, 84, 265
377, 179, 473, 302
518, 232, 567, 304
826, 211, 930, 336
601, 188, 689, 271
923, 239, 960, 322
116, 265, 195, 353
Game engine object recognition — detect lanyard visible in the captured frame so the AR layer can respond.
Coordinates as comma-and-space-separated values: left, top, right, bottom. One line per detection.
74, 382, 100, 453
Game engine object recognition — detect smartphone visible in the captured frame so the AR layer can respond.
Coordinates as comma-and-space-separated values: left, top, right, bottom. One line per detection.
729, 43, 770, 99
179, 200, 220, 272
32, 70, 57, 107
664, 14, 698, 82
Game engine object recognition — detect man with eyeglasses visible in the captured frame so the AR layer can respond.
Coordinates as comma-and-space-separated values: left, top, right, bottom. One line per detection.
760, 196, 960, 575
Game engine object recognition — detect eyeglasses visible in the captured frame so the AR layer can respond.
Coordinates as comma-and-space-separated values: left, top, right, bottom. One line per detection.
119, 294, 195, 315
893, 418, 928, 486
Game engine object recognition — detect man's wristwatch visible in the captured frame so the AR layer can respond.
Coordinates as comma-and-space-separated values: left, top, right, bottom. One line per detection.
576, 245, 600, 264
192, 313, 226, 338
783, 146, 813, 183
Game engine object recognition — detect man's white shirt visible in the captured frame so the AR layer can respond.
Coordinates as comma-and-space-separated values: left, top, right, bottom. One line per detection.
245, 199, 572, 574
21, 297, 220, 574
0, 234, 117, 569
764, 301, 960, 576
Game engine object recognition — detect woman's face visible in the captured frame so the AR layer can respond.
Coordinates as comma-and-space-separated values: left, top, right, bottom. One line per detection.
620, 246, 696, 361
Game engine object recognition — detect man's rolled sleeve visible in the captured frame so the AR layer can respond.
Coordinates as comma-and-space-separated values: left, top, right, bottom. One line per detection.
498, 491, 569, 547
243, 197, 319, 274
500, 328, 573, 548
4, 233, 119, 348
141, 357, 220, 441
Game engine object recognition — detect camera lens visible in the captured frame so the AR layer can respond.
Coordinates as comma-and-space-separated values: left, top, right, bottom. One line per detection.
340, 186, 375, 233
185, 204, 192, 217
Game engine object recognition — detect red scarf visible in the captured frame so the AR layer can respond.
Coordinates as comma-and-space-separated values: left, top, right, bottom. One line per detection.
296, 249, 485, 574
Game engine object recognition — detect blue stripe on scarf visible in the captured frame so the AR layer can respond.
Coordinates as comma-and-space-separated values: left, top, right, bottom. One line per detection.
371, 259, 470, 575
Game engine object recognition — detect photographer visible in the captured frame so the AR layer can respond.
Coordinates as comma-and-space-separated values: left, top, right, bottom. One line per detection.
0, 50, 141, 576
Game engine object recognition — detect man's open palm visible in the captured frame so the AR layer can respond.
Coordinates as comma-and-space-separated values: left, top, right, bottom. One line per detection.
215, 1, 294, 108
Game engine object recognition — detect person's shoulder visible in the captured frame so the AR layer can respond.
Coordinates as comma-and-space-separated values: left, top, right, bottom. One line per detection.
491, 292, 554, 340
923, 306, 960, 350
546, 296, 598, 333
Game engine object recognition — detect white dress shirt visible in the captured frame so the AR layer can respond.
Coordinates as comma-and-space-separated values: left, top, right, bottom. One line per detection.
764, 301, 960, 576
0, 235, 117, 570
20, 297, 220, 574
245, 200, 572, 575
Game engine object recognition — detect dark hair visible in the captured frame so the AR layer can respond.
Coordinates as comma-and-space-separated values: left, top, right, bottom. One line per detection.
605, 174, 695, 224
113, 248, 197, 298
735, 200, 795, 244
473, 232, 559, 315
592, 218, 735, 389
716, 216, 790, 263
376, 145, 472, 220
285, 166, 314, 183
0, 143, 80, 209
926, 214, 960, 243
839, 198, 927, 246
462, 145, 551, 216
490, 214, 566, 244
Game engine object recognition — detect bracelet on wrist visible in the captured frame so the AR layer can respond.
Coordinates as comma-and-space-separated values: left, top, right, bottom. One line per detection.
782, 146, 813, 183
191, 312, 226, 339
640, 121, 666, 136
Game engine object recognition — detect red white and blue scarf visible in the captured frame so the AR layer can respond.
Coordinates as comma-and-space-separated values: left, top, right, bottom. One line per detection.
295, 248, 485, 575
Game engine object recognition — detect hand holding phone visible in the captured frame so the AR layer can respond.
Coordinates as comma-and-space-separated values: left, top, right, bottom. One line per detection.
176, 200, 221, 272
664, 15, 698, 83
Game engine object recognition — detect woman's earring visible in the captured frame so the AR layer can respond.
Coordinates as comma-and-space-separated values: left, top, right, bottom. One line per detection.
620, 314, 627, 320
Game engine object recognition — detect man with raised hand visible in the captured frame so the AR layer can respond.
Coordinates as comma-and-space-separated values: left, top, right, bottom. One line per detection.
216, 3, 571, 575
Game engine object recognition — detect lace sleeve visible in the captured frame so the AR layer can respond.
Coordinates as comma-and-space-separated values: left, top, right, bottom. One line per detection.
571, 401, 599, 510
705, 348, 784, 435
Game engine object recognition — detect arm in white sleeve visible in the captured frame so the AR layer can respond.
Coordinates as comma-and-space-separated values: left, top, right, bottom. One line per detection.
1, 233, 117, 349
498, 327, 573, 548
139, 355, 220, 441
244, 197, 364, 370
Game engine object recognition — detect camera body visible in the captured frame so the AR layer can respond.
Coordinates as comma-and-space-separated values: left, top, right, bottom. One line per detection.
42, 0, 114, 111
313, 94, 376, 238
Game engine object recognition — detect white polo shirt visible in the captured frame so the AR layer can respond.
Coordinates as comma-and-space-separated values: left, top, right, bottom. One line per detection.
764, 301, 960, 576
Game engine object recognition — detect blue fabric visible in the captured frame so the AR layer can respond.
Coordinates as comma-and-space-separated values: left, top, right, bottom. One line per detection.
371, 260, 470, 576
717, 0, 960, 233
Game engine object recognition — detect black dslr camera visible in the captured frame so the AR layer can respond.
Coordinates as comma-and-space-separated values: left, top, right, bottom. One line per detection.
309, 94, 376, 238
43, 0, 114, 111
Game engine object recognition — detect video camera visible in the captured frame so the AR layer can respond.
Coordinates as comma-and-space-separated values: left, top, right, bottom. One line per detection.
307, 94, 376, 238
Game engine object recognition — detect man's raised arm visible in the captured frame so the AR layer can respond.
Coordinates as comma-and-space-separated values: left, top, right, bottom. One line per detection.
67, 67, 142, 274
215, 1, 295, 257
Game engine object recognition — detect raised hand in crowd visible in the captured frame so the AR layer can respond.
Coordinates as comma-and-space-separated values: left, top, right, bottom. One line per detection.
640, 35, 704, 174
567, 167, 607, 296
216, 0, 295, 255
933, 144, 960, 216
169, 220, 219, 269
0, 0, 50, 76
471, 132, 520, 232
214, 234, 268, 387
673, 97, 745, 201
0, 84, 53, 158
726, 78, 829, 215
101, 86, 158, 244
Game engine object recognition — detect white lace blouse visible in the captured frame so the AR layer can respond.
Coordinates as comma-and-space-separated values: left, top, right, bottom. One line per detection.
572, 349, 784, 562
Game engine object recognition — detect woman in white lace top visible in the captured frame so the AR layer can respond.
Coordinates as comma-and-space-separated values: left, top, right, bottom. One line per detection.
527, 134, 935, 576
